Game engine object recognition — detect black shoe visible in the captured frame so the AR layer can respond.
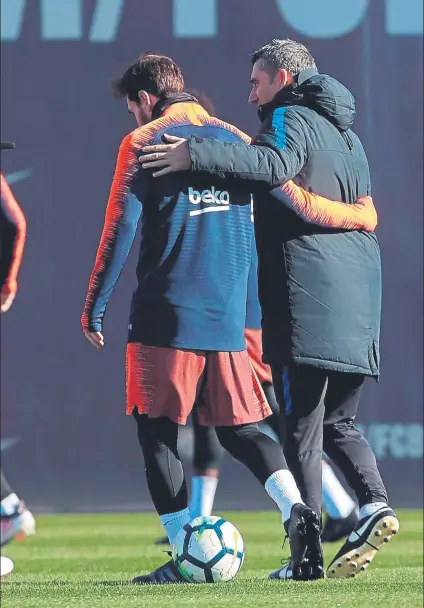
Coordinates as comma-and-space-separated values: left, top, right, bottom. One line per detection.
154, 536, 170, 546
327, 505, 399, 579
285, 503, 324, 581
132, 555, 188, 585
321, 508, 359, 543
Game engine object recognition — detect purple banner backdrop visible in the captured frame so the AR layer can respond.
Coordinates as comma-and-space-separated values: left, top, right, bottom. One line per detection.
1, 1, 422, 510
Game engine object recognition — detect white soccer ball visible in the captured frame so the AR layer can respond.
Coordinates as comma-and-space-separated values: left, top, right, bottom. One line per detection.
1, 556, 14, 578
172, 515, 244, 583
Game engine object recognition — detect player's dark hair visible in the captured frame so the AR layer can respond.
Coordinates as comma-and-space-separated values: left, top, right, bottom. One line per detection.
251, 38, 316, 78
112, 53, 185, 102
185, 88, 216, 117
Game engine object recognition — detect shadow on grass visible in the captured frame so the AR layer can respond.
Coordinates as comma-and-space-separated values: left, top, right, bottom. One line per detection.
92, 580, 132, 587
5, 579, 132, 587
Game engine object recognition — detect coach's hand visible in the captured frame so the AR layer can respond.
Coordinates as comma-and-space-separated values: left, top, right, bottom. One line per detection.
84, 331, 105, 349
140, 134, 191, 177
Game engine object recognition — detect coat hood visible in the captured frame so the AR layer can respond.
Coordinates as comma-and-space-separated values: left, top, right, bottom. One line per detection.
259, 69, 356, 132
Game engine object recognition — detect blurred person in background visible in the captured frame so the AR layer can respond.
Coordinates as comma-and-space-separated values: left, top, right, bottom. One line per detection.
140, 38, 399, 580
0, 141, 36, 578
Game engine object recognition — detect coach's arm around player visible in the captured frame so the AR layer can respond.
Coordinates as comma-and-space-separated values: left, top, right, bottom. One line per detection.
139, 132, 377, 232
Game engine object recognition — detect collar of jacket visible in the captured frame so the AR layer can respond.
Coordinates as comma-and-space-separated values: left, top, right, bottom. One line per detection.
258, 68, 319, 123
151, 92, 199, 120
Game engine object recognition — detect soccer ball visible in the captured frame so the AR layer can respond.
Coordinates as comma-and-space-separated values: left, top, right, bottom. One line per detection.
172, 515, 244, 583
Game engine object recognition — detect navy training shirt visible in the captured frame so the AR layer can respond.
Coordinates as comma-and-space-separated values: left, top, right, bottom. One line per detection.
82, 101, 255, 351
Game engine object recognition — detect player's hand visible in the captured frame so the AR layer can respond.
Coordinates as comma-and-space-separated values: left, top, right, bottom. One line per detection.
140, 134, 191, 177
0, 286, 16, 313
84, 331, 105, 349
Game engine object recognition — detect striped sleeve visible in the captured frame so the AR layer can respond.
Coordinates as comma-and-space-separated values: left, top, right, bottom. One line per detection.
0, 173, 27, 295
271, 182, 378, 231
81, 133, 144, 333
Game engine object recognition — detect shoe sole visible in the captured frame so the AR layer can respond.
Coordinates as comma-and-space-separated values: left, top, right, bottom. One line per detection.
327, 515, 399, 579
292, 511, 324, 581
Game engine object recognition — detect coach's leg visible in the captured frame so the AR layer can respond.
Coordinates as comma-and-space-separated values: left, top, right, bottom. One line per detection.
191, 405, 222, 519
324, 373, 398, 579
272, 365, 327, 518
133, 412, 190, 544
323, 373, 388, 508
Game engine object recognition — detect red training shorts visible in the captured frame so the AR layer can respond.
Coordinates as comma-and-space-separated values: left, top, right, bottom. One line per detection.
244, 328, 272, 385
126, 342, 271, 426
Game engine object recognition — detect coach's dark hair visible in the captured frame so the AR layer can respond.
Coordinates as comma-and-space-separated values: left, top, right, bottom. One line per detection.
251, 39, 316, 78
112, 53, 185, 102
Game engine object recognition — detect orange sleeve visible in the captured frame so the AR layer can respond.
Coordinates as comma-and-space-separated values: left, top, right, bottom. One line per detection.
81, 132, 142, 332
274, 181, 378, 231
0, 173, 27, 295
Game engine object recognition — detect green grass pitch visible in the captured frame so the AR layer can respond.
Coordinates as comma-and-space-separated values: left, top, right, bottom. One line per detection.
1, 509, 422, 607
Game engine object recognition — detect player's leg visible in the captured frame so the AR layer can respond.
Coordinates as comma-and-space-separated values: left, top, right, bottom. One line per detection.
262, 378, 357, 543
245, 328, 282, 441
214, 423, 322, 581
1, 470, 35, 547
321, 460, 359, 543
134, 413, 190, 542
202, 351, 323, 581
126, 343, 203, 584
263, 377, 359, 542
323, 372, 398, 578
154, 405, 223, 546
190, 404, 223, 519
266, 353, 358, 542
214, 421, 301, 523
261, 382, 282, 440
256, 339, 357, 546
132, 412, 190, 584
